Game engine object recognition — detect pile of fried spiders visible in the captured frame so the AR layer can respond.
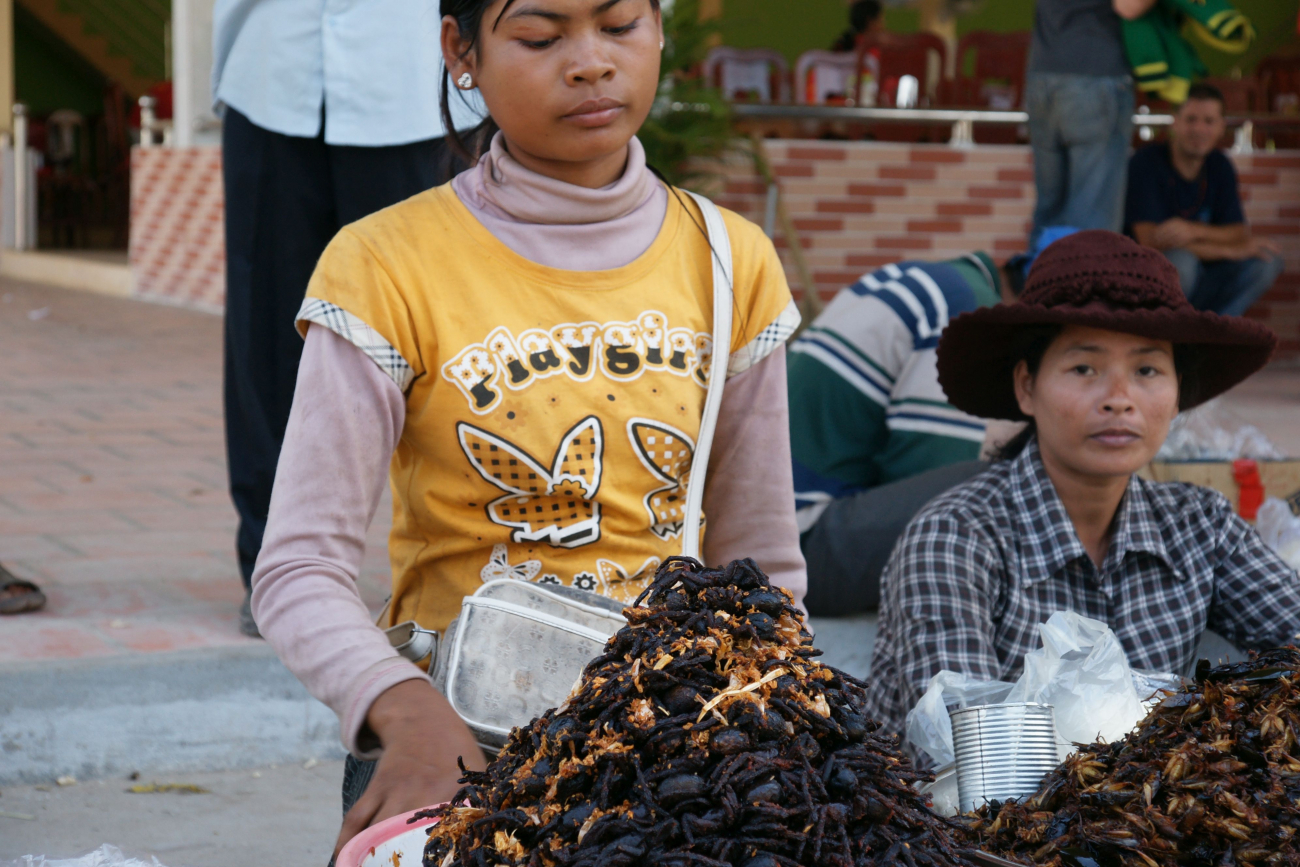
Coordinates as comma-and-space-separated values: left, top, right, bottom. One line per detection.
418, 557, 977, 867
967, 648, 1300, 867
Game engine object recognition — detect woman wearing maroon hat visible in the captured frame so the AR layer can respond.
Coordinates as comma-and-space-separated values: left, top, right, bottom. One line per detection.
862, 230, 1300, 741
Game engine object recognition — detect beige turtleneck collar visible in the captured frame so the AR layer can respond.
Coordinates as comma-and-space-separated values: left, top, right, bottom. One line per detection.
451, 131, 670, 271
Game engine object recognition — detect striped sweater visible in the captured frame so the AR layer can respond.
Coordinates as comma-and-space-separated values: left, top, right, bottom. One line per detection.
788, 256, 1000, 533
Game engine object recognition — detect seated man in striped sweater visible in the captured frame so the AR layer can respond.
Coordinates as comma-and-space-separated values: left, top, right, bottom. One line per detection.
789, 251, 1010, 616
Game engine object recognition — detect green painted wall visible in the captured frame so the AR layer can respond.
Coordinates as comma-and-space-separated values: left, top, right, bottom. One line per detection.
14, 3, 106, 116
719, 0, 1299, 76
718, 0, 846, 62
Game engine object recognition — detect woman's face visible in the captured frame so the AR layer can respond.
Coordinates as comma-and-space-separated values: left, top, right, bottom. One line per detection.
444, 0, 662, 174
1015, 326, 1180, 480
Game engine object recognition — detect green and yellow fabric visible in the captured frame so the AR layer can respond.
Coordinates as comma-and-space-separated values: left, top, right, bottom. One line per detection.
1123, 0, 1254, 104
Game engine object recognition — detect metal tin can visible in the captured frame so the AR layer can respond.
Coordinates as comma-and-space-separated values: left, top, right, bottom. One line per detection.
950, 701, 1059, 813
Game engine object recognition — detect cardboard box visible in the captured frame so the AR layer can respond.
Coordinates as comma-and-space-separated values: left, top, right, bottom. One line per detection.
1142, 460, 1300, 517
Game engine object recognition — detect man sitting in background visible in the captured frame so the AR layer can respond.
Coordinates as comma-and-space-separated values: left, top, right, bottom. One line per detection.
789, 253, 1006, 617
1126, 83, 1283, 317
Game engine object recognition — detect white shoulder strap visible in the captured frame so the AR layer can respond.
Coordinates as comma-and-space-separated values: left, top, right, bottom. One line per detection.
680, 191, 734, 562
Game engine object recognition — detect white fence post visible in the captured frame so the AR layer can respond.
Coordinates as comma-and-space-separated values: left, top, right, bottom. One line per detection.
139, 95, 157, 148
13, 102, 29, 250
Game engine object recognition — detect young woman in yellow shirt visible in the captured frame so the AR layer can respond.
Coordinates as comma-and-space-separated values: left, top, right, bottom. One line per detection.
246, 0, 807, 856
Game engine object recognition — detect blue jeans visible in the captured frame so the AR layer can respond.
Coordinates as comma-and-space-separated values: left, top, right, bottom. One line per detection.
1027, 73, 1134, 243
1164, 248, 1285, 317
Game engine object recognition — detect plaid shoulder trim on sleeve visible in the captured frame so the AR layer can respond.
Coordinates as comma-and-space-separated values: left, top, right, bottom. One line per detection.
728, 298, 801, 378
297, 298, 416, 392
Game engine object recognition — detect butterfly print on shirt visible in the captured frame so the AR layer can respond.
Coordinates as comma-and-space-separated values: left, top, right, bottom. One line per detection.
627, 418, 696, 540
458, 415, 605, 548
479, 543, 542, 583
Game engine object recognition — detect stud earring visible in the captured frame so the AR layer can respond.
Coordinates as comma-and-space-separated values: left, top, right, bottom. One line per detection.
457, 72, 474, 89
659, 40, 665, 50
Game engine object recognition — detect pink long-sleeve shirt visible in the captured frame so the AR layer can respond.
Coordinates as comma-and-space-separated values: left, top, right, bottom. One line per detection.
252, 135, 806, 758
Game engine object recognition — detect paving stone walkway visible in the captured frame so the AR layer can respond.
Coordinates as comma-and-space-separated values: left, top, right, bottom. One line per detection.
0, 278, 392, 665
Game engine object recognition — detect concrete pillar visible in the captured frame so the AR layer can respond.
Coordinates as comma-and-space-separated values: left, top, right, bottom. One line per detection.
172, 0, 220, 146
0, 0, 13, 135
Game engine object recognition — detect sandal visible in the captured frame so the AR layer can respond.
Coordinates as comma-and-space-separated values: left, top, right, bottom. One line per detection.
0, 564, 47, 614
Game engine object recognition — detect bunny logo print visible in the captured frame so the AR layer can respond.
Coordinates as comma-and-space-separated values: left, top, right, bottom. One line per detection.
627, 419, 696, 540
458, 416, 605, 548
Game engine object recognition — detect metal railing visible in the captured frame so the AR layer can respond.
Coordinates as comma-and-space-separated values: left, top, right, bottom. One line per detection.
730, 103, 1299, 153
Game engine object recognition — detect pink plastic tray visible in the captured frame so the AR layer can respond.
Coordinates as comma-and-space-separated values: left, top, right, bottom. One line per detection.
336, 805, 443, 867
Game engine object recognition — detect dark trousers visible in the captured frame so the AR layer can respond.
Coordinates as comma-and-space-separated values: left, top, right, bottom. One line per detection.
802, 461, 987, 616
222, 108, 464, 587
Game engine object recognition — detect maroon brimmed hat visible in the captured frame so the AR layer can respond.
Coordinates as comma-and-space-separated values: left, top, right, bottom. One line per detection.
936, 230, 1277, 421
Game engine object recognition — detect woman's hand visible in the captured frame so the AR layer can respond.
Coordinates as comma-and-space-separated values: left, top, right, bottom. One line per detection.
333, 679, 487, 859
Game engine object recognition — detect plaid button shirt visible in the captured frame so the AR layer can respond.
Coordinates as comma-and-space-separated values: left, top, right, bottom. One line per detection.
862, 438, 1300, 739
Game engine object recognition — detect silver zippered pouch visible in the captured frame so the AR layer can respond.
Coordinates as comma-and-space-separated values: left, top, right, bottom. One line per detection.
431, 580, 626, 751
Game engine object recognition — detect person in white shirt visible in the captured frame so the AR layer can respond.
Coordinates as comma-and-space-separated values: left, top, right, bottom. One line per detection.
211, 0, 481, 635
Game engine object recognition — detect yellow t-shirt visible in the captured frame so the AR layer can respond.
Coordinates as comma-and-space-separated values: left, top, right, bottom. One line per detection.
298, 184, 798, 633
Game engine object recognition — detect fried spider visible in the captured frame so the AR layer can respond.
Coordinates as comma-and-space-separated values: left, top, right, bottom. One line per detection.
417, 557, 977, 867
966, 648, 1300, 867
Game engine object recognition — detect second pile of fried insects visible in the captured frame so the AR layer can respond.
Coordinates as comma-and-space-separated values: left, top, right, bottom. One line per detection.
968, 648, 1300, 867
419, 557, 976, 867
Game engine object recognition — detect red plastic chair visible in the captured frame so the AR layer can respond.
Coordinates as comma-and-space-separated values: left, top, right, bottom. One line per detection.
1258, 53, 1300, 148
952, 30, 1030, 143
1202, 76, 1260, 114
794, 50, 859, 105
858, 32, 949, 106
1259, 53, 1300, 111
703, 47, 791, 104
953, 31, 1029, 108
856, 32, 950, 141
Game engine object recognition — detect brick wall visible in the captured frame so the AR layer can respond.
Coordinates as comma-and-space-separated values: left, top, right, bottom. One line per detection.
127, 141, 1300, 353
705, 142, 1300, 355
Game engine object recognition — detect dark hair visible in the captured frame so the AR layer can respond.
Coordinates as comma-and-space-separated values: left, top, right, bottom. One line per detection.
849, 0, 883, 32
1183, 82, 1225, 110
992, 325, 1061, 460
831, 0, 882, 51
992, 325, 1202, 461
439, 0, 662, 162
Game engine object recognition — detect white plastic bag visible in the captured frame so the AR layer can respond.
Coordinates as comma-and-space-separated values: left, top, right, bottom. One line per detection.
1257, 497, 1300, 571
1005, 611, 1145, 748
4, 846, 166, 867
1156, 398, 1285, 461
905, 672, 1015, 768
906, 611, 1151, 767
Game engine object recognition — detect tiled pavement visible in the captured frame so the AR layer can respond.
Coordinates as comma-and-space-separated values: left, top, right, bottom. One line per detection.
1, 276, 1298, 669
0, 277, 393, 665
